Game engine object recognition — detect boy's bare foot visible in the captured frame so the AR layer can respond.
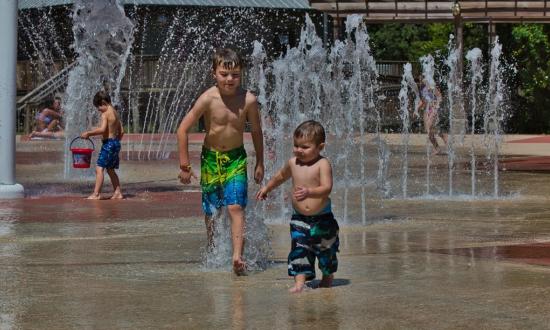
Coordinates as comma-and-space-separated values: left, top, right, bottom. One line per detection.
289, 284, 306, 294
110, 192, 124, 200
233, 258, 247, 276
86, 194, 101, 200
319, 274, 334, 288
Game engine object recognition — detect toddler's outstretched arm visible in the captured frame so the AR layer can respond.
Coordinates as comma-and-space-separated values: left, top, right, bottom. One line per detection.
256, 160, 291, 200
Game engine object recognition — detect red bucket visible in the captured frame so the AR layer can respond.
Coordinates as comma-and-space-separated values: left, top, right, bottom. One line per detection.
70, 137, 95, 168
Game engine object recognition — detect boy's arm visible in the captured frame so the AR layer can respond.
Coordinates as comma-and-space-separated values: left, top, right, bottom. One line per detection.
119, 120, 124, 140
246, 94, 264, 184
176, 94, 208, 183
81, 113, 107, 138
256, 160, 291, 200
295, 159, 333, 200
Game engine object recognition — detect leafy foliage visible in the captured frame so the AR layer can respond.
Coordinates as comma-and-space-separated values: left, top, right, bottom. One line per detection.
510, 24, 550, 100
367, 23, 425, 61
368, 23, 487, 62
498, 24, 550, 133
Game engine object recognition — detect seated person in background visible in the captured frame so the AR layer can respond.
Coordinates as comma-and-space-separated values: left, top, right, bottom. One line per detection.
29, 96, 64, 139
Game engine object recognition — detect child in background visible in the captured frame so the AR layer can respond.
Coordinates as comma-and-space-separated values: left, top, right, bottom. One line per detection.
417, 76, 448, 155
81, 91, 124, 200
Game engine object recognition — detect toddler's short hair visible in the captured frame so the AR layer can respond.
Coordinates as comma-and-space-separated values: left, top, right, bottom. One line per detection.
212, 48, 243, 71
93, 91, 112, 107
294, 120, 326, 145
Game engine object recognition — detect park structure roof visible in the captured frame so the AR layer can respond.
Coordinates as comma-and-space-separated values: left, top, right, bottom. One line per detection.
309, 0, 550, 23
19, 0, 311, 10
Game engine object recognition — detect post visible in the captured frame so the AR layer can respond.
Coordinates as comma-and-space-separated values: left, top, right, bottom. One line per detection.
452, 1, 465, 136
323, 12, 329, 47
334, 1, 341, 41
454, 15, 463, 81
488, 21, 496, 46
24, 105, 31, 134
0, 0, 24, 198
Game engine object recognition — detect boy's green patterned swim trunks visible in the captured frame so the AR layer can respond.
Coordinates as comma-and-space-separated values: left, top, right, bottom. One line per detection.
200, 145, 247, 215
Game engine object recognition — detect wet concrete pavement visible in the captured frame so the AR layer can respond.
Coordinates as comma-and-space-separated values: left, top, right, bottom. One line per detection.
2, 134, 550, 329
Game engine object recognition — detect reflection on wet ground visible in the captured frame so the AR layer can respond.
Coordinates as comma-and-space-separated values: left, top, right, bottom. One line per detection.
433, 243, 550, 266
2, 139, 550, 328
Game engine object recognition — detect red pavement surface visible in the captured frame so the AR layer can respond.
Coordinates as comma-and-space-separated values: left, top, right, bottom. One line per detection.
0, 191, 203, 223
433, 243, 550, 267
12, 134, 208, 222
507, 135, 550, 143
17, 133, 550, 173
118, 132, 254, 142
20, 132, 251, 143
501, 156, 550, 172
502, 135, 550, 171
15, 150, 202, 164
17, 133, 249, 163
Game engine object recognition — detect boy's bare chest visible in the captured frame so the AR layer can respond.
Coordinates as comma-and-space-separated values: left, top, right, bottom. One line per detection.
209, 99, 246, 124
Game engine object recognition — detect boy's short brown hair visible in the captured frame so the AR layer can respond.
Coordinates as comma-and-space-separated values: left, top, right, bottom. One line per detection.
212, 48, 243, 71
93, 91, 112, 107
294, 120, 326, 145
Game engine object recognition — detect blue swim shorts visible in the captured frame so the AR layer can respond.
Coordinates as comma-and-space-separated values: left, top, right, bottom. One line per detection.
97, 138, 121, 169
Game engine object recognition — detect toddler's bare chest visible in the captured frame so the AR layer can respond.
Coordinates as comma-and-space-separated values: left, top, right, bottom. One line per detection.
292, 166, 320, 186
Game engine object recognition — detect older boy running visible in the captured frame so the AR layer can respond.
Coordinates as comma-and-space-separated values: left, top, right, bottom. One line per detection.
177, 48, 264, 274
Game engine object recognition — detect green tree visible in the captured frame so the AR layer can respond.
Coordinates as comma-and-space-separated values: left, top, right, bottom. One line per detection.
410, 23, 453, 60
367, 23, 426, 61
510, 24, 550, 101
368, 23, 487, 62
499, 24, 550, 132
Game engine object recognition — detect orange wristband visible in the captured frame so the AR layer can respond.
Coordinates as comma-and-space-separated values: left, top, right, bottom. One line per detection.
180, 164, 192, 171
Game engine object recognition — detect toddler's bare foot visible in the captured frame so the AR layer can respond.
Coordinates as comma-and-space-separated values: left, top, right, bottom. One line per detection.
233, 258, 247, 276
86, 194, 101, 200
319, 274, 334, 288
110, 192, 124, 200
289, 284, 305, 293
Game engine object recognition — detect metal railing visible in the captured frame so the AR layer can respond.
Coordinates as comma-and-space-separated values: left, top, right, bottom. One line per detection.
16, 61, 75, 133
17, 61, 75, 112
